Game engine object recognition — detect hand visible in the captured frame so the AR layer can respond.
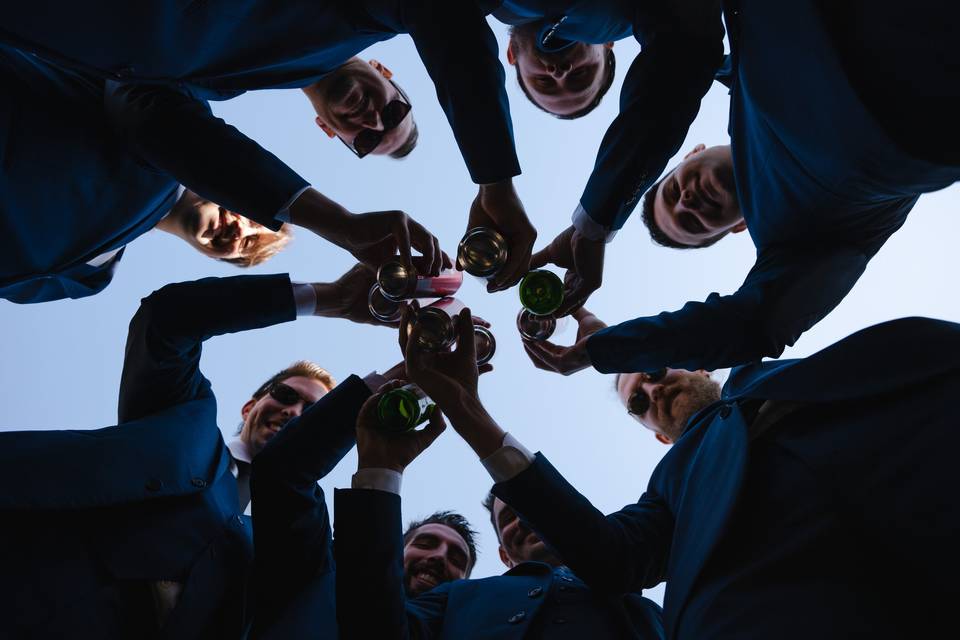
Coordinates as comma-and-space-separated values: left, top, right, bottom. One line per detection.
531, 225, 605, 316
521, 306, 605, 376
314, 263, 397, 327
339, 210, 451, 276
466, 179, 536, 292
355, 380, 447, 473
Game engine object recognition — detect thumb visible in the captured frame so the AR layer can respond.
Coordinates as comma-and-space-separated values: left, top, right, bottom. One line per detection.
416, 408, 447, 449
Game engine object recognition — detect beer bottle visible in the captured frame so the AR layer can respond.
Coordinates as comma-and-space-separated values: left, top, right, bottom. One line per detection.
376, 261, 463, 302
473, 325, 497, 365
457, 227, 508, 279
377, 383, 435, 432
518, 269, 564, 316
367, 284, 403, 323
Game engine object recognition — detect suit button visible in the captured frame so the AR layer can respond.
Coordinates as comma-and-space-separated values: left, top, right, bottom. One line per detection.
527, 587, 542, 598
191, 477, 207, 488
145, 478, 163, 492
719, 405, 732, 419
235, 515, 244, 525
507, 611, 526, 624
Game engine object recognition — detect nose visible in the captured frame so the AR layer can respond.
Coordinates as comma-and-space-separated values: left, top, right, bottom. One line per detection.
360, 108, 383, 131
646, 383, 665, 403
545, 59, 572, 78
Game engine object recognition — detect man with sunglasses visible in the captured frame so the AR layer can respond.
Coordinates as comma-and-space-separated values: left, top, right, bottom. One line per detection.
408, 307, 960, 638
3, 0, 536, 290
0, 264, 407, 638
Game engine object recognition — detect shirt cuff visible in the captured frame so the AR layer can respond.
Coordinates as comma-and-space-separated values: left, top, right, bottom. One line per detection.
352, 468, 403, 495
481, 432, 535, 483
291, 282, 317, 316
275, 185, 313, 223
362, 371, 387, 394
572, 202, 618, 243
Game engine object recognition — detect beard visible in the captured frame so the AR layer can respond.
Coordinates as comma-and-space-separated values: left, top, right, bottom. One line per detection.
403, 559, 450, 598
666, 376, 722, 439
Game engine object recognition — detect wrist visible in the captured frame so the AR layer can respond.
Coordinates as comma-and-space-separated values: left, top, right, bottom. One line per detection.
444, 393, 505, 459
311, 282, 342, 317
289, 189, 352, 239
357, 457, 405, 474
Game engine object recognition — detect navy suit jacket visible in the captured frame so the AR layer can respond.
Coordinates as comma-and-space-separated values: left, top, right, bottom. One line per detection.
247, 373, 372, 639
0, 274, 297, 638
334, 488, 664, 639
494, 1, 724, 233
0, 45, 179, 304
587, 0, 960, 373
2, 0, 519, 188
498, 317, 960, 639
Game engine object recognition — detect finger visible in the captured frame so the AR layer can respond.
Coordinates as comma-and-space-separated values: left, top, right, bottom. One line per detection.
522, 341, 555, 372
405, 315, 429, 374
490, 240, 533, 292
398, 303, 417, 357
471, 315, 491, 329
416, 408, 447, 448
478, 363, 494, 375
405, 217, 436, 273
431, 234, 443, 277
454, 307, 477, 363
440, 250, 454, 271
529, 247, 552, 270
356, 393, 383, 432
392, 212, 414, 270
555, 280, 590, 317
524, 339, 565, 370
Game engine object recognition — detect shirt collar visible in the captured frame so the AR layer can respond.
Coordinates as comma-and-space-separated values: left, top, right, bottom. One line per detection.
226, 437, 253, 464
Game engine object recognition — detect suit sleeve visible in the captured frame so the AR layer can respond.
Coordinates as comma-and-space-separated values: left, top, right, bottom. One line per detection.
587, 243, 871, 372
105, 82, 308, 229
334, 488, 448, 640
406, 0, 520, 184
578, 1, 725, 234
493, 454, 673, 594
118, 274, 297, 423
247, 375, 371, 638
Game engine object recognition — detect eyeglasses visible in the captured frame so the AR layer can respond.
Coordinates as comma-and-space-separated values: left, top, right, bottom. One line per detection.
337, 79, 412, 159
626, 368, 668, 417
267, 382, 315, 408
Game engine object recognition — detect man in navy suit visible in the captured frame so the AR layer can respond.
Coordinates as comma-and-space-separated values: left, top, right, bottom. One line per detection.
0, 265, 407, 638
524, 0, 960, 375
404, 307, 960, 638
1, 0, 537, 291
0, 44, 447, 304
331, 337, 665, 639
494, 0, 725, 313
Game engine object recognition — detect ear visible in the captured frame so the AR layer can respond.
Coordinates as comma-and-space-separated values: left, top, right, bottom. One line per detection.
506, 39, 517, 66
694, 369, 712, 378
655, 433, 674, 445
731, 219, 748, 233
498, 545, 515, 568
683, 143, 707, 160
368, 58, 393, 79
241, 397, 257, 422
603, 41, 614, 49
315, 117, 336, 138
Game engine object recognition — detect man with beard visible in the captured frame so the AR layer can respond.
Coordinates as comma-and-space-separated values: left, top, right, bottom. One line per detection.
333, 352, 664, 639
405, 306, 960, 639
494, 0, 725, 315
0, 265, 407, 639
524, 0, 960, 376
2, 0, 536, 292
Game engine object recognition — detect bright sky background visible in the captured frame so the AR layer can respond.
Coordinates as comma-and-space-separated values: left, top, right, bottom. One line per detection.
2, 21, 957, 604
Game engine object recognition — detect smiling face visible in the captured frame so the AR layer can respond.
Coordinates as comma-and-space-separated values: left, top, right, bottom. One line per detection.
184, 200, 270, 260
306, 58, 414, 157
652, 144, 746, 247
239, 375, 330, 456
402, 523, 471, 596
615, 369, 721, 444
492, 498, 559, 568
508, 26, 614, 117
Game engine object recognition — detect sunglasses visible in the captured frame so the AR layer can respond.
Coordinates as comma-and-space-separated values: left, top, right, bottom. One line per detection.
338, 78, 412, 159
267, 382, 315, 408
627, 368, 668, 416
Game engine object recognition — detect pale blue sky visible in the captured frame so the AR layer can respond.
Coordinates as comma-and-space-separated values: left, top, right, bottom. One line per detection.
1, 21, 957, 601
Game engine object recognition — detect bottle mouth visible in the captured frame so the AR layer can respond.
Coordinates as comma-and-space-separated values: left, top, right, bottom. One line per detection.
377, 389, 419, 432
457, 228, 509, 277
516, 308, 557, 341
368, 285, 403, 322
473, 325, 497, 365
415, 308, 457, 350
519, 270, 564, 316
377, 261, 415, 301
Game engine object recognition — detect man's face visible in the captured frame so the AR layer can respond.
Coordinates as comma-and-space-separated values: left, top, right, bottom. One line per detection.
239, 376, 330, 456
492, 498, 559, 568
182, 199, 275, 261
508, 29, 612, 116
616, 369, 721, 444
403, 523, 471, 596
311, 59, 413, 157
653, 144, 745, 246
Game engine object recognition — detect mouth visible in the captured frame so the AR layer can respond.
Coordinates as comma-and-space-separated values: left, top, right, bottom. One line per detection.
410, 565, 444, 590
695, 177, 722, 213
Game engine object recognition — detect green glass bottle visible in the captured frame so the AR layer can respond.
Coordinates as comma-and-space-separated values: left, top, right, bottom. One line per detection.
377, 384, 435, 433
518, 269, 564, 316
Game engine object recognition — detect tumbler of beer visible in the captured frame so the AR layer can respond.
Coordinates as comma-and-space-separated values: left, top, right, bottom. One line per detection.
377, 261, 463, 302
457, 227, 509, 280
473, 325, 497, 366
367, 284, 404, 323
516, 308, 559, 341
518, 269, 564, 316
408, 297, 466, 351
377, 383, 435, 432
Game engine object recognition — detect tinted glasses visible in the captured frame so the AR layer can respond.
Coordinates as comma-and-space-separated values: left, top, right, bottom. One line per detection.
268, 382, 315, 408
339, 78, 412, 159
626, 368, 668, 416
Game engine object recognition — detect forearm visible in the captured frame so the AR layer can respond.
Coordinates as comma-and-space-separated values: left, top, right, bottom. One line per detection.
287, 187, 354, 245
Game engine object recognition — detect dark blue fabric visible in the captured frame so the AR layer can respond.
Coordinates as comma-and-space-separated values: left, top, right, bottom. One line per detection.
0, 0, 519, 185
0, 274, 297, 639
498, 317, 960, 639
333, 487, 664, 639
495, 1, 725, 230
0, 45, 178, 304
587, 0, 960, 373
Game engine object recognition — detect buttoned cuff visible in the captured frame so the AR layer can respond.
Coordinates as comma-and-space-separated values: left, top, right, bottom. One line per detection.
572, 203, 618, 243
481, 433, 535, 482
351, 468, 403, 495
275, 185, 313, 223
362, 372, 387, 394
290, 282, 317, 316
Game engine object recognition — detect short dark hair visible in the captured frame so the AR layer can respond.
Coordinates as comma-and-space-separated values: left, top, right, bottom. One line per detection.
389, 117, 419, 159
403, 511, 479, 575
481, 490, 499, 543
513, 44, 616, 120
640, 174, 728, 250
